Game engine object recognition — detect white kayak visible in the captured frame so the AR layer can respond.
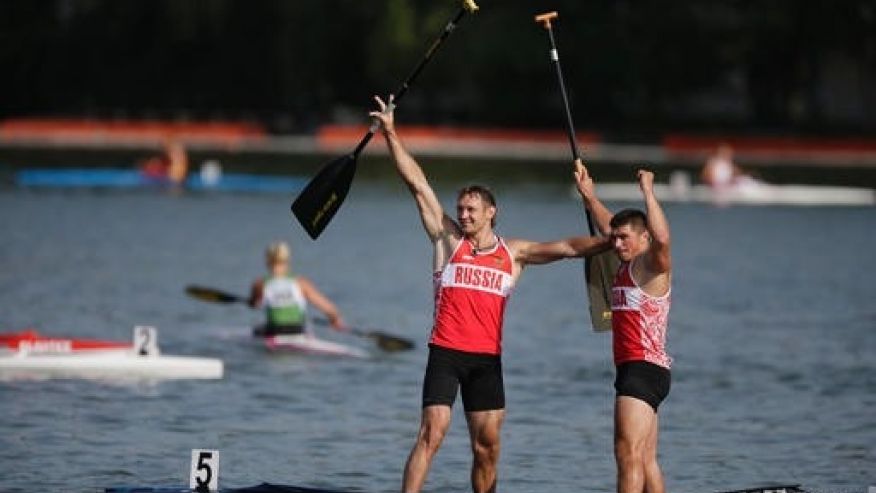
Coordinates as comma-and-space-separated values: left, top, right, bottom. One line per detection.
0, 326, 223, 381
584, 172, 875, 206
258, 332, 368, 359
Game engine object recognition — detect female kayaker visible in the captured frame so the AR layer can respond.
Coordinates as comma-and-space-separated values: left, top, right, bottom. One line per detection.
248, 241, 347, 336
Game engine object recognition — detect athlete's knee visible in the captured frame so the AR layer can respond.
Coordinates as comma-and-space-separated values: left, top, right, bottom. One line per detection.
642, 440, 658, 463
614, 436, 644, 466
471, 436, 500, 466
643, 449, 661, 471
470, 439, 499, 493
470, 422, 501, 463
416, 422, 448, 453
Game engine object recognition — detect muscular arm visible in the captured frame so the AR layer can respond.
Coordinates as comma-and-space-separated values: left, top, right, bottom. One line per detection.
574, 159, 613, 236
510, 235, 611, 267
638, 170, 672, 274
372, 96, 458, 243
384, 128, 457, 240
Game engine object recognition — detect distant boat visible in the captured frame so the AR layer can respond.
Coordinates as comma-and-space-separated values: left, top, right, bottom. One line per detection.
0, 326, 223, 381
584, 172, 875, 206
16, 163, 305, 194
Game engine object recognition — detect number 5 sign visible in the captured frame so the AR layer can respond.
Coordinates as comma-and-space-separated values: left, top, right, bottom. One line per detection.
190, 449, 219, 491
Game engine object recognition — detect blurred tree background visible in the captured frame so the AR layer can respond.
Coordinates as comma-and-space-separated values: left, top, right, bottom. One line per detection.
1, 0, 875, 140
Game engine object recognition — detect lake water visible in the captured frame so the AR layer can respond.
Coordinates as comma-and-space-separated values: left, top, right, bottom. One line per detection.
0, 175, 874, 493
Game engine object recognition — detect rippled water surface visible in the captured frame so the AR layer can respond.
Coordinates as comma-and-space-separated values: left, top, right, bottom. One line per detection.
1, 180, 874, 493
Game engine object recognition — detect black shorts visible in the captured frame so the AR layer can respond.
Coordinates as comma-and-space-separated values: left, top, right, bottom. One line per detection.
422, 344, 505, 412
614, 361, 671, 411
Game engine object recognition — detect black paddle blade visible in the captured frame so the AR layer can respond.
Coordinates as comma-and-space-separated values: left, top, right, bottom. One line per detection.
291, 154, 358, 239
584, 251, 620, 332
365, 331, 416, 352
185, 285, 245, 304
348, 329, 415, 351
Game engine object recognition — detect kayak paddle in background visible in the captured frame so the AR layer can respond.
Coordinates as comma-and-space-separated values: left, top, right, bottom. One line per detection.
185, 285, 415, 351
313, 317, 415, 352
185, 285, 247, 304
535, 11, 619, 332
290, 0, 480, 240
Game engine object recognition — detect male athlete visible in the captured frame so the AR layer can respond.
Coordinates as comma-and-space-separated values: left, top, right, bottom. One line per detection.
576, 160, 673, 493
370, 96, 610, 493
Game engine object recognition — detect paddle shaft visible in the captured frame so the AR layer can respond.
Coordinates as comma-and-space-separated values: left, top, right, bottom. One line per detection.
312, 316, 381, 335
292, 2, 477, 239
313, 318, 415, 351
351, 6, 471, 159
536, 12, 617, 332
185, 285, 247, 304
536, 12, 597, 236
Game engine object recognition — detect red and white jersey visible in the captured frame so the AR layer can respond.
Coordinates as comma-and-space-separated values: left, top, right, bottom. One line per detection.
611, 259, 672, 369
430, 237, 515, 355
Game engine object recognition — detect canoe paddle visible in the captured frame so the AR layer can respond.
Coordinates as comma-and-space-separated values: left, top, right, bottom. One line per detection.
535, 12, 619, 332
186, 285, 246, 304
184, 285, 415, 351
311, 317, 414, 352
291, 0, 480, 240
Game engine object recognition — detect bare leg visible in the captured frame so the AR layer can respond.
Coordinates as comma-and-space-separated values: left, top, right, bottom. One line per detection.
615, 396, 657, 493
642, 413, 664, 493
401, 405, 451, 493
465, 409, 504, 493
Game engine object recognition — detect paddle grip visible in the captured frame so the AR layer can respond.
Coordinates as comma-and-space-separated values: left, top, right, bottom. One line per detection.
536, 12, 597, 235
535, 11, 558, 29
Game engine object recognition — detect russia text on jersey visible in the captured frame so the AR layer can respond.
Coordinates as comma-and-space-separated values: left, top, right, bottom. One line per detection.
440, 263, 513, 296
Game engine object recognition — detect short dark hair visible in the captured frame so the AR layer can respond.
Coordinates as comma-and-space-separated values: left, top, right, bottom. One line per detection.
457, 184, 497, 227
610, 208, 647, 230
457, 184, 496, 206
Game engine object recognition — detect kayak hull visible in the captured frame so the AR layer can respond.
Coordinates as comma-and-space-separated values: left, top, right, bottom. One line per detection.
260, 333, 368, 359
0, 328, 223, 380
0, 353, 223, 380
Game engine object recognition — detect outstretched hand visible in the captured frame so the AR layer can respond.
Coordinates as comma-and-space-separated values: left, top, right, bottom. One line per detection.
369, 95, 396, 134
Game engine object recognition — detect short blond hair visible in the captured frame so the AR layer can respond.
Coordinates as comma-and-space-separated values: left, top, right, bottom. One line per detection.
266, 241, 290, 263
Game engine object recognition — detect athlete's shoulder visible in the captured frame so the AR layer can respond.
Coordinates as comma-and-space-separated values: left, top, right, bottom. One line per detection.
501, 236, 524, 250
503, 236, 537, 260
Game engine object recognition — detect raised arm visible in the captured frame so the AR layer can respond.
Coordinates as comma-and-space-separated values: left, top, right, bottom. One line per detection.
638, 169, 672, 274
574, 159, 613, 236
371, 96, 457, 242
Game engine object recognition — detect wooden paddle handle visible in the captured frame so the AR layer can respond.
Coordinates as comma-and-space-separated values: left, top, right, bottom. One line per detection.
535, 11, 558, 29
